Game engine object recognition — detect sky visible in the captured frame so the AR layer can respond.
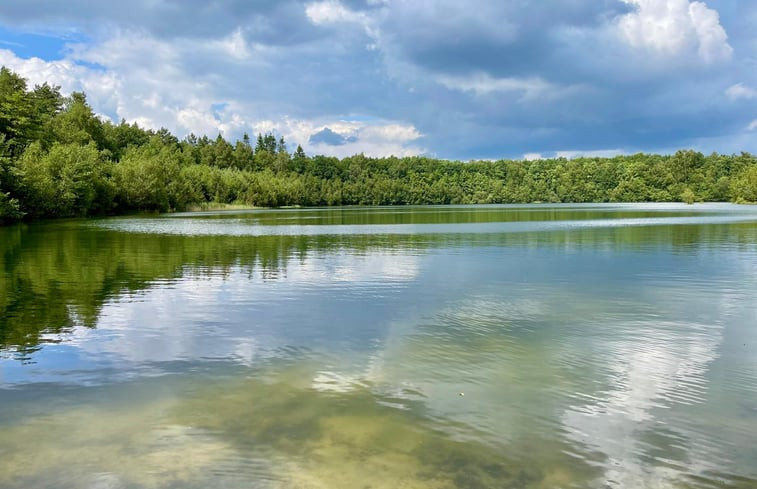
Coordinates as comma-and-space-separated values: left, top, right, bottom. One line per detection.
0, 0, 756, 160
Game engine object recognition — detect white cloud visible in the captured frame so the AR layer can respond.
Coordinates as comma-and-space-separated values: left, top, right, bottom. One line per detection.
214, 28, 250, 60
176, 107, 221, 136
1, 33, 249, 135
360, 123, 420, 143
305, 0, 367, 25
1, 1, 755, 159
1, 25, 425, 157
0, 48, 121, 115
726, 83, 757, 100
618, 0, 732, 63
305, 0, 381, 41
688, 1, 733, 61
438, 72, 572, 101
556, 149, 626, 159
258, 117, 424, 158
748, 120, 757, 131
520, 149, 627, 160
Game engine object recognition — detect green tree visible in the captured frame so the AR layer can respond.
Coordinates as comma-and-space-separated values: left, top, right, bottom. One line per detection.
16, 142, 112, 217
233, 138, 255, 170
50, 92, 106, 148
212, 134, 235, 168
681, 187, 696, 204
113, 138, 184, 211
0, 190, 22, 221
731, 166, 757, 203
291, 144, 308, 173
0, 67, 34, 156
255, 132, 277, 154
103, 119, 150, 159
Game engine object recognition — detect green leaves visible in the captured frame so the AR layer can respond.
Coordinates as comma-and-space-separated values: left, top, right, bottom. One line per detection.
0, 67, 34, 156
0, 191, 23, 221
2, 66, 757, 224
16, 142, 112, 217
113, 139, 183, 211
730, 166, 757, 203
49, 92, 105, 148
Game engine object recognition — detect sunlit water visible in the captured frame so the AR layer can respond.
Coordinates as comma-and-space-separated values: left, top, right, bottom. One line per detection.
1, 204, 756, 488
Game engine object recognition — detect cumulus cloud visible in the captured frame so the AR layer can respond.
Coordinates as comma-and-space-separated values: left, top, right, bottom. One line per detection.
0, 37, 422, 158
0, 49, 120, 113
726, 83, 757, 100
618, 0, 732, 63
214, 28, 251, 60
306, 0, 368, 26
0, 0, 755, 158
0, 39, 250, 137
247, 117, 423, 157
361, 123, 421, 143
285, 119, 423, 157
304, 0, 382, 48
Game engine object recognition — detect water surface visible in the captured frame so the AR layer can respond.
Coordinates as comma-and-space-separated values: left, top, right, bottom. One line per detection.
1, 204, 756, 488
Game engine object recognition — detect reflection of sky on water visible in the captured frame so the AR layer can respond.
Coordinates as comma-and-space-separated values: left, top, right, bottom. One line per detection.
560, 317, 726, 487
95, 213, 757, 237
361, 278, 757, 487
2, 205, 757, 488
1, 251, 423, 384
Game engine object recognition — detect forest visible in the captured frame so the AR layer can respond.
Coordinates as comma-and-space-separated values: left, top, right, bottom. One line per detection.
2, 66, 757, 223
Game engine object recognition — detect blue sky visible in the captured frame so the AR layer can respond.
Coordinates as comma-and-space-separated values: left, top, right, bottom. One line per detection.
0, 0, 756, 160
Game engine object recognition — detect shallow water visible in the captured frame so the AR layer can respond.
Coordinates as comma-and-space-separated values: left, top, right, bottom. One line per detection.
1, 204, 756, 488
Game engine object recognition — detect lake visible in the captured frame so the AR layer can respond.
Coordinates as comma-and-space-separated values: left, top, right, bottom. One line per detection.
1, 203, 756, 489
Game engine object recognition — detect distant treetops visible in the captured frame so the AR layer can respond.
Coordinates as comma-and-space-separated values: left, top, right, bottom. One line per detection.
1, 67, 756, 222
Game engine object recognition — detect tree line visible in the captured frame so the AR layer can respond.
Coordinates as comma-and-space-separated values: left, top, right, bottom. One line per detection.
2, 67, 756, 222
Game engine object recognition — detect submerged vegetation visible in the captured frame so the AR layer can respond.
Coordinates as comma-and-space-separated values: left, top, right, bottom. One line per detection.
1, 66, 757, 223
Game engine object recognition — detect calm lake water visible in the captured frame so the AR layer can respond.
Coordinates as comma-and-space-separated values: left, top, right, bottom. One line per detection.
1, 203, 756, 489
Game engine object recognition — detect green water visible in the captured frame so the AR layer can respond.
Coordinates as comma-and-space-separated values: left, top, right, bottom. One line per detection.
1, 204, 756, 488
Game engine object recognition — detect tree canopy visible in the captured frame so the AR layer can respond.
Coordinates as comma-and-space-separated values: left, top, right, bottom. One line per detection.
1, 67, 756, 223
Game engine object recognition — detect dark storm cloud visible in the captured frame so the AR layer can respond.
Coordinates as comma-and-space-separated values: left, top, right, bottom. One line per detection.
359, 1, 757, 157
377, 1, 632, 79
0, 0, 322, 45
0, 0, 755, 158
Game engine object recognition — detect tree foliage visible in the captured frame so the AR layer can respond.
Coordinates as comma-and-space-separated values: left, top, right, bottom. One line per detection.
1, 67, 756, 223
